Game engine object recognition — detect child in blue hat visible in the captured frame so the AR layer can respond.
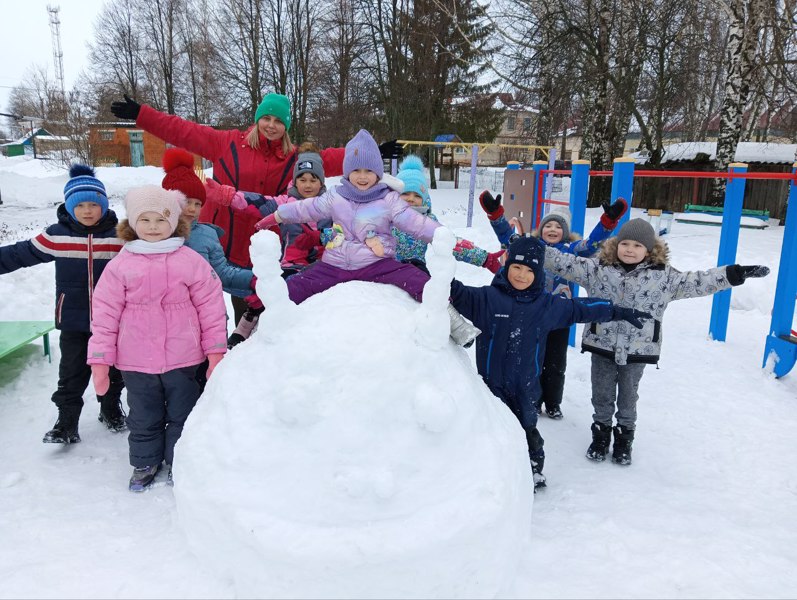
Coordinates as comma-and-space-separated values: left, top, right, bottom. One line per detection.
0, 165, 126, 444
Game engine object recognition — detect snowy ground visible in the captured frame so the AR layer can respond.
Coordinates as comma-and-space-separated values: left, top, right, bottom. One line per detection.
1, 155, 796, 598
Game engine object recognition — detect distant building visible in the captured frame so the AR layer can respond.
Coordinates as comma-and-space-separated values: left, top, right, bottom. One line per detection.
88, 122, 205, 168
0, 127, 70, 157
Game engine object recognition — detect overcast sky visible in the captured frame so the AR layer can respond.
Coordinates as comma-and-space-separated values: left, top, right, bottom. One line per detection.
0, 0, 107, 115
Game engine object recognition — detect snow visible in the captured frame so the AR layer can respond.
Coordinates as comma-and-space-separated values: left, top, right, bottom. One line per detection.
176, 229, 533, 598
630, 141, 797, 164
1, 155, 797, 598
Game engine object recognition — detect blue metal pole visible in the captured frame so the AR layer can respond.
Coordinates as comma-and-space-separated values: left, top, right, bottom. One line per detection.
763, 164, 797, 377
466, 145, 478, 227
709, 162, 747, 342
567, 160, 590, 347
610, 157, 635, 230
531, 161, 547, 229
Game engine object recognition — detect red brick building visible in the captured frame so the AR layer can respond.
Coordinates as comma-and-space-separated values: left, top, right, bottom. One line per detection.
88, 122, 204, 169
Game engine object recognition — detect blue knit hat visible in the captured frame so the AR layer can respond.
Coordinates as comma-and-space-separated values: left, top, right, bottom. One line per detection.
343, 129, 384, 179
64, 164, 108, 220
396, 156, 430, 203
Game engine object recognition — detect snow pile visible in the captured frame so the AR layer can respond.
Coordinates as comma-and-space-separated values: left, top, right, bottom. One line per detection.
174, 230, 534, 598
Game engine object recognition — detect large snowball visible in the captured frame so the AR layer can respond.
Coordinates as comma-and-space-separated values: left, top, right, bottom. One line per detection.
175, 233, 534, 598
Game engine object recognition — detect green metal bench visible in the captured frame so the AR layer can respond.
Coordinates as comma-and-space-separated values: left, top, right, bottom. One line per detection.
683, 204, 770, 220
0, 321, 56, 363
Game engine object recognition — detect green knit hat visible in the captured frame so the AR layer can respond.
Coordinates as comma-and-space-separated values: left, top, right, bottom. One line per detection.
254, 93, 291, 130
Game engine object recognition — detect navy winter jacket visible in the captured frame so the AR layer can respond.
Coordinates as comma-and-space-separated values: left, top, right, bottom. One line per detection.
0, 205, 123, 332
450, 270, 615, 429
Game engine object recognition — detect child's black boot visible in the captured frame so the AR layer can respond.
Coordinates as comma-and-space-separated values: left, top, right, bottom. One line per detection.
612, 425, 635, 465
586, 422, 612, 461
98, 396, 127, 432
43, 406, 82, 444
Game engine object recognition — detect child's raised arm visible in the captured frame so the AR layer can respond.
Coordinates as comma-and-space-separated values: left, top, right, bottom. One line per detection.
391, 202, 441, 243
666, 263, 769, 301
449, 279, 491, 332
565, 199, 628, 257
256, 191, 334, 230
543, 243, 600, 287
0, 231, 57, 274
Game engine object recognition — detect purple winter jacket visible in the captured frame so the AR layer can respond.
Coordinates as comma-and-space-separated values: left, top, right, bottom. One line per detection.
276, 186, 441, 270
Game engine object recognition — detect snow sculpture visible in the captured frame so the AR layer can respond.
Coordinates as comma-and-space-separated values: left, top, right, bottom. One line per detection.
175, 229, 534, 599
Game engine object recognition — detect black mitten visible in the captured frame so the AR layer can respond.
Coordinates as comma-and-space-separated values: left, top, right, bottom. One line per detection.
611, 306, 652, 329
479, 191, 504, 220
726, 264, 770, 286
600, 197, 628, 227
110, 94, 141, 121
378, 139, 404, 160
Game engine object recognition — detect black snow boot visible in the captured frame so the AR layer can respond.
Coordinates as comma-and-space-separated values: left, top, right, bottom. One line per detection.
42, 406, 82, 444
98, 396, 127, 432
586, 422, 612, 462
612, 425, 635, 466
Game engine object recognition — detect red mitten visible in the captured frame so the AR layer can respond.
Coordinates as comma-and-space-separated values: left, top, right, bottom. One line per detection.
249, 275, 258, 292
455, 238, 475, 250
206, 353, 224, 379
205, 179, 237, 207
483, 250, 505, 274
479, 191, 504, 221
91, 364, 110, 396
600, 197, 629, 229
245, 292, 264, 310
255, 213, 279, 231
294, 229, 322, 253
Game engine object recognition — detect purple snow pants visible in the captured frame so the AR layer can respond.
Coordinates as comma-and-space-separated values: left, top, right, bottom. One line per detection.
286, 259, 431, 304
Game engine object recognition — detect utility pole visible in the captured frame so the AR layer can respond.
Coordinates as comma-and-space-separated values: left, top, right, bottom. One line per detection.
47, 5, 65, 97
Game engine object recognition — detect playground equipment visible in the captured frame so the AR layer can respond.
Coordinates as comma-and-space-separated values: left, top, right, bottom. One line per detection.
395, 139, 554, 228
763, 164, 797, 378
524, 159, 797, 375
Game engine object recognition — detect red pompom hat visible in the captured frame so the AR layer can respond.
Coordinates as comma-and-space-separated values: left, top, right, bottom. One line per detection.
161, 148, 206, 202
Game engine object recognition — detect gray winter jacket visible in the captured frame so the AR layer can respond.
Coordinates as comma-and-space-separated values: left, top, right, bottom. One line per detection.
543, 238, 733, 365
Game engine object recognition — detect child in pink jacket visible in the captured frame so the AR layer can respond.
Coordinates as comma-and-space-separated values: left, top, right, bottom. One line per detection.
88, 185, 228, 492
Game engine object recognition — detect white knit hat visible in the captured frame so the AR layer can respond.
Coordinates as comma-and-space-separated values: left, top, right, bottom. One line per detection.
124, 185, 186, 234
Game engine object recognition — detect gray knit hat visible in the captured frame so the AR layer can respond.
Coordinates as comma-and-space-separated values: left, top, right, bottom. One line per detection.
294, 151, 325, 184
616, 218, 656, 251
538, 206, 571, 241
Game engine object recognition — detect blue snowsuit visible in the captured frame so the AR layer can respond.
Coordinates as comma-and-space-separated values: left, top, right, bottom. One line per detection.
449, 268, 615, 464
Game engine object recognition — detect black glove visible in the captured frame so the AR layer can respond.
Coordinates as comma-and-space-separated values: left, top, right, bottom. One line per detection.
110, 93, 141, 121
611, 306, 652, 329
378, 139, 404, 160
600, 197, 628, 226
726, 264, 770, 286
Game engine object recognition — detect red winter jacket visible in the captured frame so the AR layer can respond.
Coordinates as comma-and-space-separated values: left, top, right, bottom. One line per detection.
136, 104, 345, 267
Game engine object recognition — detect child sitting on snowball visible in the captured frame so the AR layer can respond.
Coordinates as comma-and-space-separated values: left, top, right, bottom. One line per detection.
542, 218, 769, 466
479, 191, 628, 420
254, 129, 477, 345
449, 234, 651, 490
88, 185, 228, 492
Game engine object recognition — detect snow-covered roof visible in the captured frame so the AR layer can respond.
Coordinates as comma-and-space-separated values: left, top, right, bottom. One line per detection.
630, 142, 797, 164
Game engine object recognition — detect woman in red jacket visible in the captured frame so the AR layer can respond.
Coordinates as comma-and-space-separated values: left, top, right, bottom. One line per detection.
111, 92, 348, 322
